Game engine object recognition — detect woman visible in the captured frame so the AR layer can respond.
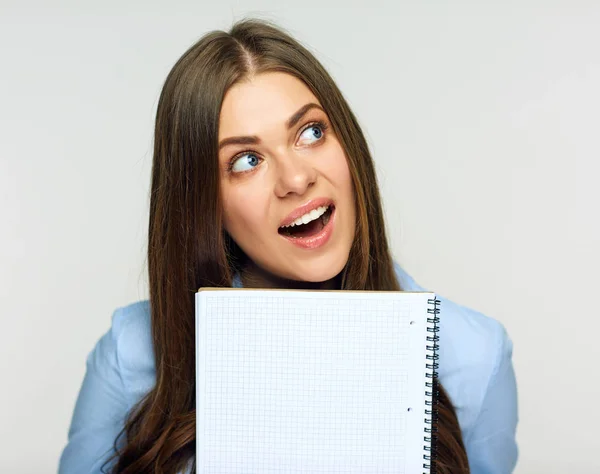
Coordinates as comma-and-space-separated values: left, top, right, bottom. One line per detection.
59, 18, 518, 474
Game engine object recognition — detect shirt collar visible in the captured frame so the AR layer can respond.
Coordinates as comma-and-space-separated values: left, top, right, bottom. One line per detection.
232, 271, 243, 288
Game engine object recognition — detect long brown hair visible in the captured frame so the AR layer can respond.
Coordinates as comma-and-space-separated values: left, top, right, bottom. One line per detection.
105, 18, 469, 474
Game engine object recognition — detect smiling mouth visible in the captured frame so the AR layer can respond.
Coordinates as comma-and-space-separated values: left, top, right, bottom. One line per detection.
278, 205, 334, 238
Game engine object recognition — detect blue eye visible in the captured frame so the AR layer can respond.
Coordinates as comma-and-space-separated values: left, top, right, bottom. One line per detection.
230, 153, 261, 173
299, 124, 324, 144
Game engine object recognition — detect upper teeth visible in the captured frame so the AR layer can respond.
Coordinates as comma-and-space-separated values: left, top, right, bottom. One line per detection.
282, 205, 329, 228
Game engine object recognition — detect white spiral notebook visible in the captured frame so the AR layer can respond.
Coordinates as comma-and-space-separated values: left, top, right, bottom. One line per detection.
195, 288, 440, 473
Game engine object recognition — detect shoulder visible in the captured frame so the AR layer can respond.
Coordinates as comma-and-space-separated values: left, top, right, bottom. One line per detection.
59, 300, 156, 473
107, 299, 156, 405
394, 261, 507, 345
393, 262, 515, 437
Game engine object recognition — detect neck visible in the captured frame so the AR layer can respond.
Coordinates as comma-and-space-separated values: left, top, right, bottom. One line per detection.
239, 259, 342, 290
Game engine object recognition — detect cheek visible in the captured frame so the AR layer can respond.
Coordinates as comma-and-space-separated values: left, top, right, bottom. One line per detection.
329, 149, 353, 192
222, 186, 269, 237
326, 148, 356, 221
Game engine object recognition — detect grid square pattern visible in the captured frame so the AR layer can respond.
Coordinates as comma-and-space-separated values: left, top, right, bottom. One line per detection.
197, 292, 427, 473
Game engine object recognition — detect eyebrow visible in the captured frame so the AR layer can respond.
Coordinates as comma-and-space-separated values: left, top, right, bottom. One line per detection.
218, 102, 325, 150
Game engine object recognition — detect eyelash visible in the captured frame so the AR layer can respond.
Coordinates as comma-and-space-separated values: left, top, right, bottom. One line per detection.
226, 120, 330, 173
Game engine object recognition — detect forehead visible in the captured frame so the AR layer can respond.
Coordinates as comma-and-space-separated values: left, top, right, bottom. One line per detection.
218, 72, 321, 137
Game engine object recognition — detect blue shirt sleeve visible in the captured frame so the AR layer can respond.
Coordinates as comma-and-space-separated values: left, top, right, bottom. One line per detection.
58, 311, 129, 474
464, 326, 519, 474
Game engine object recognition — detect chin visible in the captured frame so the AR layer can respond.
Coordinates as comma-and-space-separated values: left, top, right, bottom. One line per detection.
285, 252, 349, 283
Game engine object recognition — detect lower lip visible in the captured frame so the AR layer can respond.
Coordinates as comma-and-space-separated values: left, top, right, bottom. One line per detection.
280, 206, 336, 250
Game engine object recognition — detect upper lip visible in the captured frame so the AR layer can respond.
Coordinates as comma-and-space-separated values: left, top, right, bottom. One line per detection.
279, 197, 334, 228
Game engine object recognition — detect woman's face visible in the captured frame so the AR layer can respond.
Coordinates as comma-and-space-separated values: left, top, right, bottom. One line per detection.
218, 72, 356, 283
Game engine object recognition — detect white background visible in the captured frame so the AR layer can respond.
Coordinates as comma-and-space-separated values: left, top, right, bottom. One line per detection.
1, 1, 598, 473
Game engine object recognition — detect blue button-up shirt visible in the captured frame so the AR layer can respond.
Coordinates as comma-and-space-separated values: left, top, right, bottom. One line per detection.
58, 263, 518, 473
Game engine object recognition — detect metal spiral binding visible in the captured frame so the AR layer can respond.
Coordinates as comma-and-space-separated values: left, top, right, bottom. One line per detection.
423, 297, 440, 474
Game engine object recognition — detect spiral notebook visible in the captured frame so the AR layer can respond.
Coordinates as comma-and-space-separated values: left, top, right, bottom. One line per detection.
195, 289, 440, 473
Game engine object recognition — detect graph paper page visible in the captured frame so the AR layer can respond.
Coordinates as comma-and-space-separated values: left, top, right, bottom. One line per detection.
196, 290, 434, 473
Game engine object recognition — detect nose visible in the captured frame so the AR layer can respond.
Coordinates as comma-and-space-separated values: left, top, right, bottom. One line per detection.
273, 152, 317, 197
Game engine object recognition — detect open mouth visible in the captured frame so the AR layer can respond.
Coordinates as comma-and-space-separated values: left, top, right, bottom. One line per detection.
278, 205, 334, 239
